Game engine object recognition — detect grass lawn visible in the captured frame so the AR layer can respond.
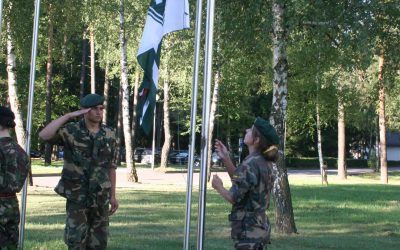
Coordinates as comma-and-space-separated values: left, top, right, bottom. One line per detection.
24, 163, 400, 249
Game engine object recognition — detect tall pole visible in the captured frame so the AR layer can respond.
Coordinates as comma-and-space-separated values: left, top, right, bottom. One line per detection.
197, 0, 215, 249
183, 0, 202, 248
19, 0, 41, 249
151, 103, 156, 170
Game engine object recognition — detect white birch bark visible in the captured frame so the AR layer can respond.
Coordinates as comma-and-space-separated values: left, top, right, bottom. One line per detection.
270, 0, 297, 234
90, 28, 96, 94
103, 63, 109, 125
6, 20, 26, 149
207, 68, 220, 180
160, 78, 172, 171
118, 0, 137, 182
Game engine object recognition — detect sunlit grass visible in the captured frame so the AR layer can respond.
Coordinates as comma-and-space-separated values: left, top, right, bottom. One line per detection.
23, 168, 400, 249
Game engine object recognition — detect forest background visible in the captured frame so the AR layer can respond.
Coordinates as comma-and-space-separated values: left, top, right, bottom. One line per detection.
0, 0, 399, 175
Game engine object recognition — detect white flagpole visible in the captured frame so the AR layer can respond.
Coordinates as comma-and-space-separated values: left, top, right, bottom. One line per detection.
184, 0, 203, 248
19, 0, 41, 248
152, 102, 156, 170
197, 0, 215, 248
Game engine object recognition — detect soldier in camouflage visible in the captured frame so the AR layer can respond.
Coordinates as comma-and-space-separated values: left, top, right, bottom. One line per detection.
39, 94, 119, 250
0, 106, 31, 249
212, 117, 279, 250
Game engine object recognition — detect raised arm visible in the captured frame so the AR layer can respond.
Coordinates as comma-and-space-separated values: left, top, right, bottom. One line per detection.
214, 139, 236, 179
39, 109, 90, 141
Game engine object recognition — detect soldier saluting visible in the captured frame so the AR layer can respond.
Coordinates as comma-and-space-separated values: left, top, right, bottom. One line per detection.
39, 94, 118, 250
0, 106, 32, 249
212, 117, 279, 250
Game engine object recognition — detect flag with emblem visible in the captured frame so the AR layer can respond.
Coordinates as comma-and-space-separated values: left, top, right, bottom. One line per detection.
137, 0, 190, 134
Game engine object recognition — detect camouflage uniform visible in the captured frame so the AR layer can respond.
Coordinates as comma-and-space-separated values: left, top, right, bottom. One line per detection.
46, 119, 117, 250
0, 137, 30, 250
229, 153, 274, 250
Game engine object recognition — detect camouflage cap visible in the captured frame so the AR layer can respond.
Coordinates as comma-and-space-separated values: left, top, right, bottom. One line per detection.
80, 94, 104, 108
253, 117, 280, 145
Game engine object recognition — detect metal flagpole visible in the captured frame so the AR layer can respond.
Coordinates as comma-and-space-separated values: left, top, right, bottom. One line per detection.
151, 102, 156, 170
0, 0, 3, 44
183, 0, 203, 248
19, 0, 41, 249
197, 0, 215, 248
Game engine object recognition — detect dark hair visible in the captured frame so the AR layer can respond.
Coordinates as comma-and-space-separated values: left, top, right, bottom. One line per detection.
252, 126, 279, 162
0, 106, 16, 129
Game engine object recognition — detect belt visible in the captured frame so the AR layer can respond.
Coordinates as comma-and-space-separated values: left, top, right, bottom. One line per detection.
0, 192, 17, 198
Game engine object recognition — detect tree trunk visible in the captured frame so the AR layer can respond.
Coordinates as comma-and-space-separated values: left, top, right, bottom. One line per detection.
226, 117, 232, 152
375, 118, 380, 173
378, 54, 387, 184
103, 63, 110, 125
270, 0, 297, 234
44, 3, 54, 166
116, 86, 123, 166
6, 20, 26, 149
160, 79, 172, 171
315, 54, 324, 184
337, 84, 347, 179
118, 0, 137, 182
316, 104, 324, 183
207, 68, 220, 181
90, 28, 96, 94
79, 28, 88, 99
131, 70, 140, 148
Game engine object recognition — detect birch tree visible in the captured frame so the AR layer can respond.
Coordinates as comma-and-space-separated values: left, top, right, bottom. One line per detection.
6, 14, 26, 148
118, 0, 137, 182
270, 0, 297, 234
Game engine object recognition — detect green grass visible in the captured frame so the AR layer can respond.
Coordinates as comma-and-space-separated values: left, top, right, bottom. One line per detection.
24, 165, 400, 249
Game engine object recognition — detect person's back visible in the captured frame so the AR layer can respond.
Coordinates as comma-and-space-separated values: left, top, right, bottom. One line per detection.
0, 106, 31, 249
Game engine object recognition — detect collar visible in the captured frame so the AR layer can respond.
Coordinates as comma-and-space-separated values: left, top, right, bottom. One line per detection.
79, 118, 106, 137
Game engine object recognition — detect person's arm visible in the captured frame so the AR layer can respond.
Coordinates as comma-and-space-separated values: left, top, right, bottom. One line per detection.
109, 168, 119, 215
214, 139, 236, 179
212, 174, 234, 204
39, 109, 90, 141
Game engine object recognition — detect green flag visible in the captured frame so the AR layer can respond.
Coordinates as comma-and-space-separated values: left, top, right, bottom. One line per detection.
137, 0, 190, 135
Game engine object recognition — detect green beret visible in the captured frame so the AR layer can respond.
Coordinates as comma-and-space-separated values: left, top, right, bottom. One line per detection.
80, 94, 104, 108
253, 117, 280, 145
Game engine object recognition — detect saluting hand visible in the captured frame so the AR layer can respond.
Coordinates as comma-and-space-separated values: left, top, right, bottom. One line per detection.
68, 108, 91, 119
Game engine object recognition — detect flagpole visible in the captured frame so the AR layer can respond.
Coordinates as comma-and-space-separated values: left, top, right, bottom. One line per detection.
184, 0, 203, 248
151, 101, 156, 170
197, 0, 215, 248
19, 0, 41, 248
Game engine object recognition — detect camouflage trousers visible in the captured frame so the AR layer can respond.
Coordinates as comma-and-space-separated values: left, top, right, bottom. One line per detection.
64, 199, 109, 250
0, 197, 19, 250
234, 240, 266, 250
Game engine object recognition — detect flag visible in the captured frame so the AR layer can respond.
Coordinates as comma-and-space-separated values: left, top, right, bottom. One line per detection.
137, 0, 190, 134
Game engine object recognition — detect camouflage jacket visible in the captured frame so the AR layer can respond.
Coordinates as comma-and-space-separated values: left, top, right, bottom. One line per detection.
46, 119, 117, 206
229, 152, 275, 240
0, 137, 30, 193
